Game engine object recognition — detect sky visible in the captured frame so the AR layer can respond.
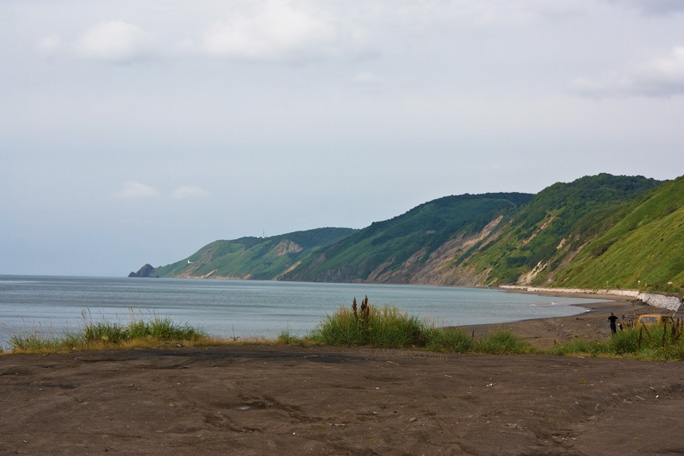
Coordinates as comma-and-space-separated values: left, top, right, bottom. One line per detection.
1, 0, 683, 277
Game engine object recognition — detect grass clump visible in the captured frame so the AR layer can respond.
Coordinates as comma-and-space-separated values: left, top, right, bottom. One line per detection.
82, 309, 205, 345
7, 309, 207, 354
83, 321, 127, 344
475, 329, 533, 355
10, 333, 68, 352
7, 327, 86, 353
424, 326, 474, 352
277, 330, 312, 347
310, 297, 425, 348
549, 319, 684, 361
309, 297, 523, 354
548, 339, 612, 357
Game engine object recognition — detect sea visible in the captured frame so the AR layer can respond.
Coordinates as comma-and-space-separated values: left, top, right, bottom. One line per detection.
0, 275, 606, 349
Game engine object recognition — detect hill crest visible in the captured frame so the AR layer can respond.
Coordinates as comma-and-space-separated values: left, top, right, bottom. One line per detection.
131, 174, 682, 293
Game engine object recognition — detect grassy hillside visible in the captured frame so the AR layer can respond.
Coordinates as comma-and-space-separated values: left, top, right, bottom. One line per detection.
134, 173, 683, 294
151, 227, 357, 280
456, 174, 662, 286
550, 176, 684, 292
282, 193, 533, 283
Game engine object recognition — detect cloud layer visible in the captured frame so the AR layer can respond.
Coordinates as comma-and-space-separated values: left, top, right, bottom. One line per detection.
3, 0, 683, 276
38, 1, 360, 65
112, 182, 160, 199
571, 46, 684, 98
76, 20, 151, 63
172, 186, 211, 199
199, 2, 337, 62
32, 1, 684, 101
113, 183, 209, 200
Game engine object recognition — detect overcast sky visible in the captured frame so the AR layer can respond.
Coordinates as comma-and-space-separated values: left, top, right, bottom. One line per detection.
1, 0, 683, 277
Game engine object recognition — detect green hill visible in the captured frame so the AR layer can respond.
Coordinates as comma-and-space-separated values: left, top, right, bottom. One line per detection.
550, 175, 684, 292
131, 174, 684, 293
149, 227, 358, 280
282, 193, 533, 284
456, 174, 662, 286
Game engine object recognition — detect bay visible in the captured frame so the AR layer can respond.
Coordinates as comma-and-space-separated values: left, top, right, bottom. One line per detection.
0, 275, 605, 348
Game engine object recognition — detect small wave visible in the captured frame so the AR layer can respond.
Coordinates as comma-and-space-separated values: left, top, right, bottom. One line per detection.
529, 301, 557, 307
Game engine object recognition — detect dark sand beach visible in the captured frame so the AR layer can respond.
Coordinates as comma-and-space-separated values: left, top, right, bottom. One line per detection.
1, 295, 683, 455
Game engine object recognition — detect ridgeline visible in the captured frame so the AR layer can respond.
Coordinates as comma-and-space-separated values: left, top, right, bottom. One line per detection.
130, 173, 683, 294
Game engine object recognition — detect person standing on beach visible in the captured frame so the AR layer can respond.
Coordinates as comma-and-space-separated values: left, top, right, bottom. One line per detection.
608, 313, 619, 334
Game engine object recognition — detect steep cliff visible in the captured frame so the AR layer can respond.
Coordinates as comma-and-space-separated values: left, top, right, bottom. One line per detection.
282, 193, 532, 284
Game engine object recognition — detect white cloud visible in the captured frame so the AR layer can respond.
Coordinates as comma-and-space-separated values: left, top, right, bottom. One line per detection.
199, 1, 337, 62
172, 186, 210, 199
607, 0, 684, 16
76, 20, 152, 63
38, 34, 62, 52
352, 72, 383, 85
112, 182, 160, 199
570, 46, 684, 98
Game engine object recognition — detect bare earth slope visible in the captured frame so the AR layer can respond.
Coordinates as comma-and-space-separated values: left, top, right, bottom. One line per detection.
2, 303, 684, 456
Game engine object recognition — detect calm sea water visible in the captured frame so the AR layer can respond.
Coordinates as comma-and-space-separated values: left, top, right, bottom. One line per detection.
0, 275, 605, 348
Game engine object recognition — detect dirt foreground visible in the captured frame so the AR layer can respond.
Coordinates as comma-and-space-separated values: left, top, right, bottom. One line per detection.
1, 297, 683, 456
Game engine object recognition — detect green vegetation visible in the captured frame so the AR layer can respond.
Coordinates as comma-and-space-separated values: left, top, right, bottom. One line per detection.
462, 174, 662, 287
285, 298, 682, 360
475, 329, 534, 354
549, 321, 684, 361
423, 325, 474, 352
9, 333, 70, 353
284, 193, 533, 283
151, 227, 358, 280
7, 309, 207, 353
144, 173, 683, 293
548, 339, 612, 357
309, 297, 425, 348
284, 298, 533, 355
550, 176, 684, 291
83, 315, 204, 344
4, 301, 683, 362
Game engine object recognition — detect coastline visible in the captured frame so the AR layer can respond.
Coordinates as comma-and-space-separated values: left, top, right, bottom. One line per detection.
460, 287, 671, 348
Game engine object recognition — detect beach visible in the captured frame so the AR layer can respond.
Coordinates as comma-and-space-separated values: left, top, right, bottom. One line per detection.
1, 296, 683, 455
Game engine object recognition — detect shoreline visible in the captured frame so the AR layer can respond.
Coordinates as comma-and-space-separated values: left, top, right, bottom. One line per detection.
1, 278, 679, 352
462, 287, 665, 348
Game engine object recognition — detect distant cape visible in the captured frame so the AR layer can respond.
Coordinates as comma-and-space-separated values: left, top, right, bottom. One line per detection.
128, 263, 157, 278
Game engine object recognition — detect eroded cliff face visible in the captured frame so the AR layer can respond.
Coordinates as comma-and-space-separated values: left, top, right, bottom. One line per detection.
365, 215, 505, 286
274, 240, 303, 256
280, 215, 502, 286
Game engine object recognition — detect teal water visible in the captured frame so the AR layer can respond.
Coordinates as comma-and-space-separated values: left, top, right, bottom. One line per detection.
0, 275, 605, 348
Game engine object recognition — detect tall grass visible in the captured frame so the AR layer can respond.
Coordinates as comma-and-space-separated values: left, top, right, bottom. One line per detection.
302, 297, 684, 360
9, 333, 67, 352
549, 320, 684, 360
305, 297, 531, 354
475, 329, 534, 354
310, 298, 425, 348
423, 326, 474, 352
548, 339, 612, 357
7, 300, 681, 361
81, 309, 205, 344
7, 309, 207, 354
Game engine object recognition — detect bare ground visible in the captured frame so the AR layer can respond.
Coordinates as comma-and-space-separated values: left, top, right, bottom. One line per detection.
1, 297, 683, 456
